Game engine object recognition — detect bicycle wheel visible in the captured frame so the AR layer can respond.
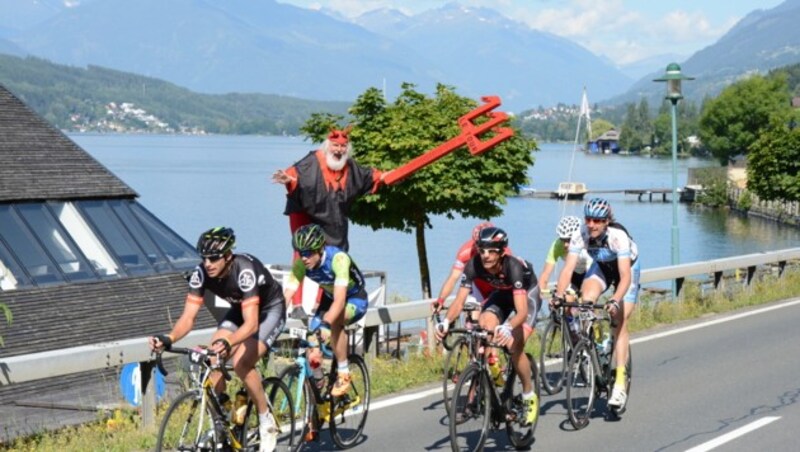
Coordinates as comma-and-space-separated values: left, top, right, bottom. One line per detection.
156, 389, 218, 451
329, 354, 370, 449
505, 352, 539, 449
277, 363, 313, 451
539, 319, 569, 395
608, 344, 632, 415
442, 335, 470, 416
449, 364, 490, 452
565, 341, 596, 430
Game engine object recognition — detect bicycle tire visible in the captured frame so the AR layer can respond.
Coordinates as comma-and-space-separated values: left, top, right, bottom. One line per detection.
155, 389, 217, 452
442, 335, 470, 416
539, 319, 570, 395
329, 354, 370, 449
449, 364, 490, 452
505, 352, 539, 449
565, 341, 597, 430
442, 328, 468, 351
608, 344, 632, 415
276, 363, 314, 451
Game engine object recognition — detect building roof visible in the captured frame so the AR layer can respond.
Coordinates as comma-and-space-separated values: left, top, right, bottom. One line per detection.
0, 84, 137, 203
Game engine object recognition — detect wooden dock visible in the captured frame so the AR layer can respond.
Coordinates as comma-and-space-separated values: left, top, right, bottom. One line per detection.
518, 188, 677, 202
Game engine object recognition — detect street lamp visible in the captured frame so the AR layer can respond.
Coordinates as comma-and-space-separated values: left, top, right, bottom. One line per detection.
654, 63, 693, 274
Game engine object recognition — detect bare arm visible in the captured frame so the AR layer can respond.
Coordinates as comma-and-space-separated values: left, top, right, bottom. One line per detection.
538, 261, 555, 292
555, 253, 579, 298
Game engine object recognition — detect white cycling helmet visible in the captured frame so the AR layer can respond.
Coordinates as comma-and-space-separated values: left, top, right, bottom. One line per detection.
556, 216, 581, 240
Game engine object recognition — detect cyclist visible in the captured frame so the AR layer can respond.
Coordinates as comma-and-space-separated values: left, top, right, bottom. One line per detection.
552, 198, 640, 409
282, 224, 369, 398
149, 227, 286, 452
431, 221, 509, 314
435, 226, 541, 425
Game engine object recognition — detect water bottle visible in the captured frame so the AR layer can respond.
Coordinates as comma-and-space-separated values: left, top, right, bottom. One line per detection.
310, 357, 325, 388
487, 354, 504, 387
232, 388, 248, 425
217, 392, 232, 415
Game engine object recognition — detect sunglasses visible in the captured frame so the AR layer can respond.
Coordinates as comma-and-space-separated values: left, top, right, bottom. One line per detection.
478, 248, 502, 255
298, 249, 319, 258
202, 254, 224, 263
585, 217, 608, 224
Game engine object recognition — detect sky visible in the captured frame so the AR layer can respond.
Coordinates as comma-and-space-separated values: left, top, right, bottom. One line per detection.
278, 0, 785, 65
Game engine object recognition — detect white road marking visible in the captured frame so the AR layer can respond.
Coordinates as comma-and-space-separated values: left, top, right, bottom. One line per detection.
684, 416, 780, 452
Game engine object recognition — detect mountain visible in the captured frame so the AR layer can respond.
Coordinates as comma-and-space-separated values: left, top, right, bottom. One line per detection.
617, 53, 688, 80
611, 0, 800, 106
0, 0, 75, 35
355, 4, 633, 110
9, 0, 437, 103
5, 0, 632, 112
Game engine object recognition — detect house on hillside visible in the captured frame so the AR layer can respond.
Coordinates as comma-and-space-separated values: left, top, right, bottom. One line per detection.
0, 84, 217, 440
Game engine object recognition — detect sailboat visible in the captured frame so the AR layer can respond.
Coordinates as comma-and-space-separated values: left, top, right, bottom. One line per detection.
552, 87, 591, 202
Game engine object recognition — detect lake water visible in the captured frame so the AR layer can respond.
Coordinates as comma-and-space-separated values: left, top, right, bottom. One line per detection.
71, 133, 800, 300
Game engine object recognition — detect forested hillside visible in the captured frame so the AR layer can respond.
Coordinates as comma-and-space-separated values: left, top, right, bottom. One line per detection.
0, 54, 350, 135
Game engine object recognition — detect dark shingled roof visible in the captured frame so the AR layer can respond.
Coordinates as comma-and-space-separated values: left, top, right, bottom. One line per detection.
0, 84, 137, 202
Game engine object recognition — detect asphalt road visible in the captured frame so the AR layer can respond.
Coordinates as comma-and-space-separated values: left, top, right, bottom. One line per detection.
300, 298, 800, 451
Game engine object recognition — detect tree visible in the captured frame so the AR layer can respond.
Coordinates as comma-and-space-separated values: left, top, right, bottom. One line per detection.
302, 83, 536, 297
746, 121, 800, 202
699, 74, 792, 166
590, 118, 615, 141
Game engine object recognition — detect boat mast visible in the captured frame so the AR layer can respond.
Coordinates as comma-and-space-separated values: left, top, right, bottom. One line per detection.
561, 87, 591, 217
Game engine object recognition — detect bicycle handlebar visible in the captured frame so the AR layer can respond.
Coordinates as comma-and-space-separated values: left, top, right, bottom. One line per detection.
154, 347, 233, 381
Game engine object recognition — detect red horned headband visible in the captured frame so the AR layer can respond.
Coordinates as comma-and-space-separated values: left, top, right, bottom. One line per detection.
328, 125, 352, 144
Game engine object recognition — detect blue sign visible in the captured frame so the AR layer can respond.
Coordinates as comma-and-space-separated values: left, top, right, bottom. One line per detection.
120, 363, 165, 407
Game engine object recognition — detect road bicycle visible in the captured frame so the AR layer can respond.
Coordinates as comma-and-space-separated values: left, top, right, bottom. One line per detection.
539, 295, 583, 395
154, 346, 295, 451
438, 298, 483, 416
560, 301, 632, 430
277, 325, 370, 450
449, 326, 539, 451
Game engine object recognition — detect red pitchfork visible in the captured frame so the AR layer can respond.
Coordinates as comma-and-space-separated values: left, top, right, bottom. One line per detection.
382, 95, 514, 186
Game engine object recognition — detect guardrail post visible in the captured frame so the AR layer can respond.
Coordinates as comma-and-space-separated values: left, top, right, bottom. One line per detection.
140, 360, 156, 430
713, 271, 723, 290
363, 326, 379, 362
676, 277, 685, 297
426, 316, 436, 355
746, 266, 756, 287
779, 261, 786, 277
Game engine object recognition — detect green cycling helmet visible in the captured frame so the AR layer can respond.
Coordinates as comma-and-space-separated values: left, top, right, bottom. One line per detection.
292, 224, 326, 252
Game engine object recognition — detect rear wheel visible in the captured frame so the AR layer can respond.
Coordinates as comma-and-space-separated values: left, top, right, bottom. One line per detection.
329, 354, 370, 449
608, 344, 632, 415
565, 341, 596, 430
539, 319, 570, 395
156, 390, 217, 451
263, 376, 296, 451
443, 335, 470, 416
505, 353, 538, 449
449, 365, 490, 452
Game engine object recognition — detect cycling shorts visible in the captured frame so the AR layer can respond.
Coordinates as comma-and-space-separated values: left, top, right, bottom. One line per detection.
310, 288, 369, 330
584, 258, 641, 303
219, 300, 286, 348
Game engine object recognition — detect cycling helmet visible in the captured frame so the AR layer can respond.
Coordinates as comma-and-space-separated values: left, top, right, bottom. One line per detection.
292, 224, 326, 252
584, 197, 612, 219
471, 221, 495, 242
556, 216, 582, 239
476, 226, 508, 250
197, 227, 236, 257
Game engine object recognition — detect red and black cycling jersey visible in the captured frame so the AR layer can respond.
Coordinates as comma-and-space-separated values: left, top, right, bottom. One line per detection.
186, 253, 284, 311
459, 254, 537, 297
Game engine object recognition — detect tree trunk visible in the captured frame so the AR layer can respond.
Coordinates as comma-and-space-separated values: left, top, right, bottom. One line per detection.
414, 213, 432, 299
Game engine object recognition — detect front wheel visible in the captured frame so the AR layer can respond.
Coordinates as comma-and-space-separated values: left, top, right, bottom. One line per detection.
565, 341, 597, 430
505, 353, 539, 449
449, 364, 491, 452
329, 354, 370, 449
155, 390, 217, 452
276, 363, 314, 451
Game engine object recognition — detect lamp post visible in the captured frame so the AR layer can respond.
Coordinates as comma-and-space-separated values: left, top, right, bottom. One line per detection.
654, 63, 693, 291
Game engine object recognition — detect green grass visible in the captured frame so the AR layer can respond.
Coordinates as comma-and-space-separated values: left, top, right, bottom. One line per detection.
4, 266, 800, 451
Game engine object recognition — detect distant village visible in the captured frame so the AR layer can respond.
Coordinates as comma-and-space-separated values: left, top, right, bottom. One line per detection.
67, 102, 207, 135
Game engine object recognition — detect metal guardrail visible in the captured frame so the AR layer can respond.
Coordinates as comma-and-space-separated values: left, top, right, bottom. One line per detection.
1, 247, 799, 428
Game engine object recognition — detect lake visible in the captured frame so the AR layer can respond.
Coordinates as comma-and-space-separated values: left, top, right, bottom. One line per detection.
71, 133, 800, 300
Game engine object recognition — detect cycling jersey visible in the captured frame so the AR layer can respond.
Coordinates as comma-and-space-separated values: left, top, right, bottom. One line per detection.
545, 237, 592, 274
460, 254, 540, 329
569, 224, 639, 292
186, 253, 284, 310
285, 245, 365, 297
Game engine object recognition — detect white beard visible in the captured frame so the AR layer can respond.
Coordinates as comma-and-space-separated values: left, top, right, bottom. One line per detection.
325, 151, 348, 171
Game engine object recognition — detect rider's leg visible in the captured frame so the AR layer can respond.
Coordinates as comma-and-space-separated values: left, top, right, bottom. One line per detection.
510, 326, 532, 394
232, 337, 269, 414
209, 329, 232, 395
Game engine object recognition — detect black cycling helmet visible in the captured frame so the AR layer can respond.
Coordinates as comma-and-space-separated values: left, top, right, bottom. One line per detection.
476, 226, 508, 250
197, 226, 236, 257
292, 224, 326, 252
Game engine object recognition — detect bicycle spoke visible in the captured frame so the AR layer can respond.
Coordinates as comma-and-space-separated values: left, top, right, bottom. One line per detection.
329, 355, 370, 449
449, 365, 490, 451
156, 390, 216, 452
566, 342, 596, 430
